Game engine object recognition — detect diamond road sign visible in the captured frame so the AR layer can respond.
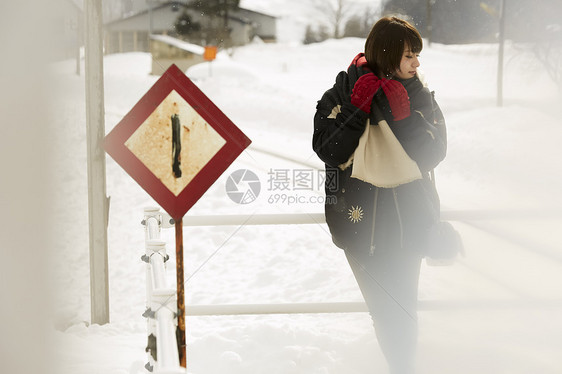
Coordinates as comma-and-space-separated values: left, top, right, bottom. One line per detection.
104, 64, 251, 220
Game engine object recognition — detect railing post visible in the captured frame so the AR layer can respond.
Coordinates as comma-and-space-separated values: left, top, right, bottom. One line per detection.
151, 288, 180, 372
142, 210, 162, 372
144, 207, 162, 241
142, 208, 185, 373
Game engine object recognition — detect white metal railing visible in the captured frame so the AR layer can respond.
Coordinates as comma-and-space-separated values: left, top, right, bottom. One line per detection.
142, 208, 184, 374
140, 206, 562, 369
160, 212, 326, 228
184, 299, 562, 316
158, 207, 562, 311
158, 210, 486, 229
158, 209, 561, 229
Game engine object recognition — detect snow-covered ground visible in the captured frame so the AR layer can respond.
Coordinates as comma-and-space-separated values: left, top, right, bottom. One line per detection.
48, 37, 562, 374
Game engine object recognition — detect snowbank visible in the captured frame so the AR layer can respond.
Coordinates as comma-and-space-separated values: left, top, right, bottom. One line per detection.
50, 38, 562, 374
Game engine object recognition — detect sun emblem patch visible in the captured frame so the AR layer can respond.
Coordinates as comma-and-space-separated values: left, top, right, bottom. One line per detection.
348, 205, 364, 223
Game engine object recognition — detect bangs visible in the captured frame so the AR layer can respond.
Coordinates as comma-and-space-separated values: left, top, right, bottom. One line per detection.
405, 31, 423, 53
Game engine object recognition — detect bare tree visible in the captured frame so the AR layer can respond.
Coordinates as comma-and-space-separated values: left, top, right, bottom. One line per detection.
343, 7, 378, 38
344, 15, 364, 38
361, 6, 379, 35
313, 0, 354, 39
533, 25, 562, 93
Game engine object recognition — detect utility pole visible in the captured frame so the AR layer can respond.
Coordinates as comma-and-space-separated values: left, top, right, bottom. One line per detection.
148, 0, 154, 35
76, 6, 82, 76
426, 0, 433, 46
497, 0, 506, 107
85, 0, 110, 325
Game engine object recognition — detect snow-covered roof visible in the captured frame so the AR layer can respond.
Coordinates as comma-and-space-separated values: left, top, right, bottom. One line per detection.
236, 1, 277, 18
108, 1, 275, 25
149, 34, 205, 55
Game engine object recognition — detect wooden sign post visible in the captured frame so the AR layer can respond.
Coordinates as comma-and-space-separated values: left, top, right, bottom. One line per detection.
175, 218, 186, 366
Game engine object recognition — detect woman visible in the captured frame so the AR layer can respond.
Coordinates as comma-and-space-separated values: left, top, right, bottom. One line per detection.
313, 17, 447, 373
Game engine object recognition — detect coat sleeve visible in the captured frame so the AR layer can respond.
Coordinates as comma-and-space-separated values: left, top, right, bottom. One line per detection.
312, 72, 368, 168
377, 84, 447, 172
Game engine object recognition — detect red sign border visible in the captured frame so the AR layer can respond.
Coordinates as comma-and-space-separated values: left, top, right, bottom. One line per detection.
104, 64, 251, 220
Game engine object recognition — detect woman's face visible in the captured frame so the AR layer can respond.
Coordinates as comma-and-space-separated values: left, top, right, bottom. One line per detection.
395, 46, 420, 80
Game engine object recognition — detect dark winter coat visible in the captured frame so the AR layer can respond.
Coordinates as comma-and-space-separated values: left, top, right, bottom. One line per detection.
313, 55, 447, 253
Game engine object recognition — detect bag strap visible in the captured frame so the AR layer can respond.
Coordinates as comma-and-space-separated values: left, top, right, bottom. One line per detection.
430, 169, 436, 187
429, 91, 446, 190
431, 91, 447, 154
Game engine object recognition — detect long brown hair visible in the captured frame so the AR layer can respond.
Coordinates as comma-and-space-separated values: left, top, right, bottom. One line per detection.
364, 17, 423, 78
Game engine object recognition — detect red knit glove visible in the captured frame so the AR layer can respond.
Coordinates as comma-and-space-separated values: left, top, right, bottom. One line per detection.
351, 73, 382, 114
380, 80, 411, 121
351, 74, 411, 120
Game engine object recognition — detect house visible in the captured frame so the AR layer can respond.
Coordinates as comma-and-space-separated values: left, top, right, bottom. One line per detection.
104, 1, 276, 54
